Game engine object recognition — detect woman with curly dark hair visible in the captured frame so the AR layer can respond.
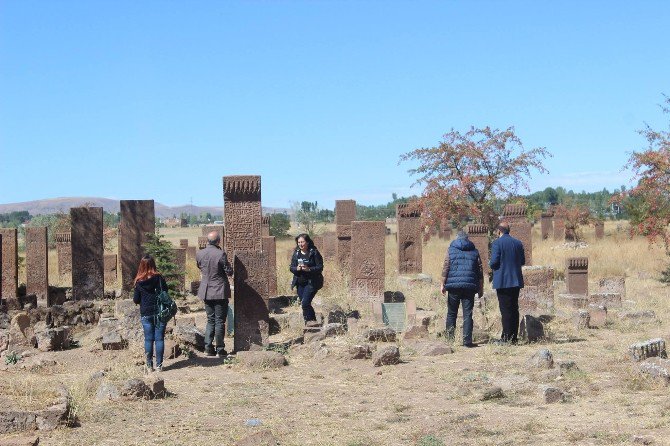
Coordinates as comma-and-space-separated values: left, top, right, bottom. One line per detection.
289, 233, 324, 324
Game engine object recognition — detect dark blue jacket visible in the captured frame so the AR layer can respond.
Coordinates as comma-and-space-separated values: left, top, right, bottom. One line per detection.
490, 233, 525, 289
443, 237, 483, 292
290, 247, 324, 290
133, 275, 168, 317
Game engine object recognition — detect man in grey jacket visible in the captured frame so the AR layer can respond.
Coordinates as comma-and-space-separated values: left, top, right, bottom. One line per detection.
196, 231, 233, 357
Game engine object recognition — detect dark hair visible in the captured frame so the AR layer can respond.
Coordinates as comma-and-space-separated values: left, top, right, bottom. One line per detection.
295, 233, 315, 250
134, 254, 159, 284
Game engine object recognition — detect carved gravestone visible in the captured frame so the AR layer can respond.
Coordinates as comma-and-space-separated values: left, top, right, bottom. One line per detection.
197, 237, 208, 250
598, 276, 625, 297
466, 224, 490, 276
103, 254, 118, 285
350, 221, 385, 299
233, 251, 270, 351
540, 212, 553, 240
26, 227, 49, 306
0, 228, 18, 299
553, 208, 566, 241
262, 236, 277, 296
320, 232, 337, 261
119, 200, 155, 294
335, 200, 356, 270
71, 207, 104, 300
396, 203, 422, 274
179, 239, 188, 249
55, 232, 72, 276
439, 217, 452, 240
171, 248, 186, 291
594, 221, 604, 240
261, 216, 270, 237
519, 266, 555, 314
566, 257, 588, 295
502, 204, 532, 265
186, 246, 196, 259
223, 176, 262, 255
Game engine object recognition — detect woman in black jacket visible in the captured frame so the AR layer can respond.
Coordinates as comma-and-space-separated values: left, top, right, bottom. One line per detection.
133, 255, 169, 373
289, 233, 324, 324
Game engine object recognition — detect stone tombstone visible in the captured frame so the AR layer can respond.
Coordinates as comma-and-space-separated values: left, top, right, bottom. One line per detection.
223, 176, 262, 255
320, 232, 337, 261
119, 200, 155, 294
171, 248, 187, 291
186, 246, 197, 259
262, 236, 277, 296
350, 221, 385, 299
598, 276, 625, 297
261, 215, 270, 237
197, 236, 208, 250
565, 257, 588, 295
540, 212, 553, 240
233, 251, 270, 351
552, 208, 566, 241
71, 207, 104, 300
335, 199, 356, 270
502, 204, 532, 265
0, 228, 18, 299
439, 217, 452, 240
594, 221, 605, 240
466, 224, 490, 276
25, 227, 49, 306
179, 239, 188, 249
519, 266, 555, 314
55, 232, 72, 276
201, 225, 225, 244
396, 203, 422, 275
103, 254, 118, 285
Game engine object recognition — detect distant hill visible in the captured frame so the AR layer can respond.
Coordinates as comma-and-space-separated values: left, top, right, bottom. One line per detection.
0, 197, 289, 219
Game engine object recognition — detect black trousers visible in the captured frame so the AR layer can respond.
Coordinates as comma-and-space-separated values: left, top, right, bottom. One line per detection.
204, 299, 228, 353
496, 287, 520, 343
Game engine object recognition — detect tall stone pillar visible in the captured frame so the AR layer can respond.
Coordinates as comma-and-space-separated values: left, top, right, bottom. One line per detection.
466, 224, 490, 276
0, 228, 18, 299
71, 207, 104, 300
502, 204, 532, 265
55, 232, 72, 277
119, 200, 155, 294
350, 221, 385, 299
396, 203, 422, 274
171, 248, 186, 292
26, 227, 49, 306
540, 212, 553, 240
261, 216, 270, 237
223, 176, 262, 255
233, 251, 269, 351
335, 200, 356, 270
262, 236, 277, 296
566, 257, 588, 295
594, 221, 604, 240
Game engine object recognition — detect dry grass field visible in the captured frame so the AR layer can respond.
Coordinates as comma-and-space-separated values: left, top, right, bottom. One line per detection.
3, 221, 670, 446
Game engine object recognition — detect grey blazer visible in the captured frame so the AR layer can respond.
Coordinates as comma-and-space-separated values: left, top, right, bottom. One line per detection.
195, 244, 233, 300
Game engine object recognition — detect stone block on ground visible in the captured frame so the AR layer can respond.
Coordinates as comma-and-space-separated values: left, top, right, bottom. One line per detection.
403, 324, 429, 340
236, 351, 287, 369
572, 310, 590, 330
620, 310, 656, 322
558, 294, 588, 309
480, 387, 505, 401
326, 306, 347, 324
146, 375, 166, 398
0, 435, 40, 446
588, 292, 622, 308
420, 342, 454, 356
372, 345, 400, 366
172, 325, 205, 352
36, 327, 70, 352
363, 327, 396, 342
102, 332, 126, 350
542, 386, 566, 403
322, 323, 346, 338
587, 304, 607, 328
519, 315, 545, 342
120, 379, 153, 400
528, 349, 554, 369
629, 338, 667, 362
348, 344, 372, 359
638, 357, 670, 385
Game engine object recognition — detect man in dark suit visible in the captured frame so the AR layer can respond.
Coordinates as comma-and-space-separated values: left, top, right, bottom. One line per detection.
196, 231, 233, 357
489, 221, 525, 343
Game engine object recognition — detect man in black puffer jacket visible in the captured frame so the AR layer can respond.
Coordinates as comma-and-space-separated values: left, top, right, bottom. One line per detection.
441, 230, 484, 348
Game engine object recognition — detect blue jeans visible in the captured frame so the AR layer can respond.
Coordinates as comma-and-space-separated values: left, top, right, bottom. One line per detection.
141, 316, 166, 367
445, 291, 475, 345
297, 283, 317, 322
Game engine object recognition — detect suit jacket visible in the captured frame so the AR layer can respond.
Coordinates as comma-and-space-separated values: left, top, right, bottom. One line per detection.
196, 244, 233, 300
489, 233, 525, 289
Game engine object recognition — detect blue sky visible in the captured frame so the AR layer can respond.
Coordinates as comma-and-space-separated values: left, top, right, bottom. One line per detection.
1, 1, 669, 209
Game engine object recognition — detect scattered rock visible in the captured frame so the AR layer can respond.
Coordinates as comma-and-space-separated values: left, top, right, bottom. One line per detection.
348, 344, 372, 360
638, 357, 670, 385
420, 342, 454, 356
35, 387, 69, 430
587, 304, 607, 328
146, 376, 167, 398
363, 327, 396, 342
632, 435, 655, 445
322, 323, 346, 337
327, 306, 347, 324
528, 349, 554, 369
0, 434, 40, 446
173, 325, 205, 352
164, 339, 182, 359
371, 345, 400, 366
36, 327, 70, 352
480, 387, 505, 401
402, 325, 429, 340
542, 386, 565, 403
558, 360, 579, 373
120, 379, 152, 400
620, 310, 656, 322
235, 429, 279, 446
572, 310, 590, 330
519, 315, 544, 342
236, 351, 287, 369
101, 332, 126, 350
303, 330, 326, 344
383, 291, 405, 303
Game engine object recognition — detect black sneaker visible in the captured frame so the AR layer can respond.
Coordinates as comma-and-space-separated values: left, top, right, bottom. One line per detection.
217, 349, 228, 358
204, 349, 216, 357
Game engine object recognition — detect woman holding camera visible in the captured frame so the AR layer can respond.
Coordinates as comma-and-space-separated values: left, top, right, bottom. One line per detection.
289, 233, 324, 324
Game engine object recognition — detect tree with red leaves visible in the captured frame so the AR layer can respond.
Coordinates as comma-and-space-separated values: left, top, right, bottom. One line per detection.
400, 126, 551, 230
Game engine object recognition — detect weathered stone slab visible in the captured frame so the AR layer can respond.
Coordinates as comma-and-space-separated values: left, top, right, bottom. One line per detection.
335, 200, 356, 270
519, 314, 545, 342
262, 236, 277, 296
396, 203, 422, 274
71, 207, 104, 300
639, 357, 670, 385
588, 292, 621, 308
119, 200, 155, 294
261, 215, 270, 237
587, 304, 607, 328
540, 212, 553, 240
103, 254, 118, 285
519, 266, 554, 313
558, 294, 589, 309
553, 217, 565, 241
565, 257, 588, 295
466, 224, 489, 276
171, 248, 186, 291
25, 227, 48, 306
320, 232, 337, 261
233, 251, 270, 352
502, 204, 532, 265
186, 246, 196, 259
179, 239, 188, 249
55, 232, 72, 277
0, 228, 18, 299
594, 221, 604, 239
223, 176, 262, 255
598, 276, 625, 297
350, 221, 385, 299
629, 338, 667, 362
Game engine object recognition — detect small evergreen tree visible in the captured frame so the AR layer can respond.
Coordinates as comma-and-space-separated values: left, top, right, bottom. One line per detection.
142, 232, 185, 299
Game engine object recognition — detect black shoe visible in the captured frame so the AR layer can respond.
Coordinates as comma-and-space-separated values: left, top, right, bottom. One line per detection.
217, 350, 228, 358
463, 343, 478, 348
205, 349, 216, 357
